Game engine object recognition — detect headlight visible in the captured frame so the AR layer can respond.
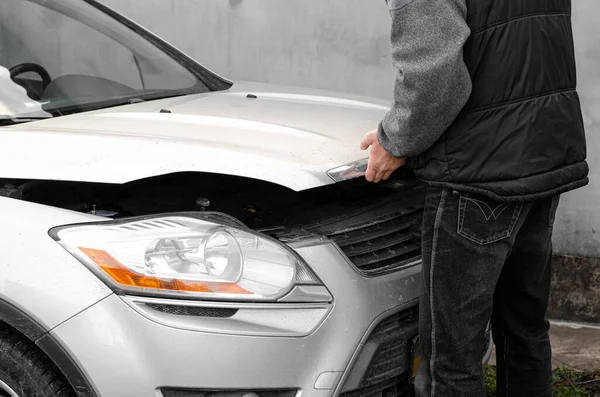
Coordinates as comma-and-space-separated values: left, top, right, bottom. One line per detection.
327, 158, 368, 182
51, 214, 323, 302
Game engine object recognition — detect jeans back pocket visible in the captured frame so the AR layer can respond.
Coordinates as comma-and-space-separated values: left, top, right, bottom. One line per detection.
457, 193, 523, 245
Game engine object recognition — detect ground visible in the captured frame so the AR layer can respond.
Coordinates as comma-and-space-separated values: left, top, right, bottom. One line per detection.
484, 366, 600, 396
485, 322, 600, 396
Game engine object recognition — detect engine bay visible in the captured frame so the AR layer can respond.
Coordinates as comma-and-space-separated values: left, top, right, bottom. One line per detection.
0, 169, 422, 236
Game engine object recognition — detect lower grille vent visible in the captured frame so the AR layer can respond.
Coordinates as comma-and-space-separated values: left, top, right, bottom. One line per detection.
341, 306, 419, 397
341, 375, 410, 397
145, 303, 238, 318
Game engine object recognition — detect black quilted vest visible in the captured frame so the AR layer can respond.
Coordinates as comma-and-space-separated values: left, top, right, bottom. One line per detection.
407, 0, 588, 201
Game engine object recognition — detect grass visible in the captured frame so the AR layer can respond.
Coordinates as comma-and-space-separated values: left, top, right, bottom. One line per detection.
484, 366, 600, 396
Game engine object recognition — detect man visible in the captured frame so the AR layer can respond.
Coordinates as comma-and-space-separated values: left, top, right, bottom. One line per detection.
360, 1, 588, 396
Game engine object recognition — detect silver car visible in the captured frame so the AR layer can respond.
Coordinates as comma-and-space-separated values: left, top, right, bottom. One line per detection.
0, 1, 491, 396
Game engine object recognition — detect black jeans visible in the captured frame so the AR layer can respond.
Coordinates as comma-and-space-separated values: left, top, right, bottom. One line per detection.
414, 187, 560, 397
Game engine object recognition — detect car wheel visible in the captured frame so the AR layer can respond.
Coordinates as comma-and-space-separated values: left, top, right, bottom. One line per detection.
0, 327, 76, 397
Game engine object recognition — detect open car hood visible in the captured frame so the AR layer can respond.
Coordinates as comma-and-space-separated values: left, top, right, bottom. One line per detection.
0, 82, 390, 191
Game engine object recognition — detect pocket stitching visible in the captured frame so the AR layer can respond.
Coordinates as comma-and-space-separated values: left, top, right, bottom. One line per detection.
463, 198, 512, 221
457, 194, 523, 245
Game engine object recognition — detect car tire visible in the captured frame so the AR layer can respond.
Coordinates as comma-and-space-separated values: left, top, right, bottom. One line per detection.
0, 326, 76, 397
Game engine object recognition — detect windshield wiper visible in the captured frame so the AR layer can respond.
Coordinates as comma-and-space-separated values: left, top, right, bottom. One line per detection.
0, 116, 52, 126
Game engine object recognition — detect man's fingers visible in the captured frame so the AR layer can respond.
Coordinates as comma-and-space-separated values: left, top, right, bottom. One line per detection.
372, 168, 386, 183
365, 164, 377, 182
371, 166, 396, 183
360, 136, 372, 150
363, 132, 404, 183
360, 130, 377, 150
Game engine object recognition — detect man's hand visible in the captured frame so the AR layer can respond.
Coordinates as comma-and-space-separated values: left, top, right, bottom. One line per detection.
360, 129, 406, 183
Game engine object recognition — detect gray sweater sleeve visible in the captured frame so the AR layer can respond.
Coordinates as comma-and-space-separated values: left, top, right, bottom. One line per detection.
379, 0, 472, 158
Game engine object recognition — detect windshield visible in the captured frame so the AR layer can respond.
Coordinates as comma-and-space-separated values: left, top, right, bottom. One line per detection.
0, 0, 229, 120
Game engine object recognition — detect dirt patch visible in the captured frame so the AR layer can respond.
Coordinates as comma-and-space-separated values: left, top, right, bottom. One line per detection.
485, 366, 600, 396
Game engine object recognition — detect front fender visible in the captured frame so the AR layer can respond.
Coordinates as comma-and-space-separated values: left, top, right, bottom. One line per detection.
0, 197, 112, 334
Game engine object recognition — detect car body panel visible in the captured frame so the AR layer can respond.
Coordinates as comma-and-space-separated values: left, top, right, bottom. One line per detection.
0, 197, 112, 331
52, 241, 422, 397
0, 82, 390, 191
0, 1, 497, 394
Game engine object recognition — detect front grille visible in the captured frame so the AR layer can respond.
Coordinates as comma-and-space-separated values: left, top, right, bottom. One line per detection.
341, 306, 419, 397
307, 185, 425, 276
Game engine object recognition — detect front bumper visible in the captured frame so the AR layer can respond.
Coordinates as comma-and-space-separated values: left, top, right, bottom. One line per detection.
52, 240, 422, 397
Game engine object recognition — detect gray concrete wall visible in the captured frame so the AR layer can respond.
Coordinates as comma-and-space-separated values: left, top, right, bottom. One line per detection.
95, 1, 600, 256
555, 1, 600, 257
101, 0, 396, 98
